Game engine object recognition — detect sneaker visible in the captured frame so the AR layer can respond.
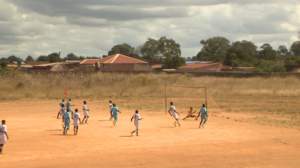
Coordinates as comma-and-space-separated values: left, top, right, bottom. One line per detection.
178, 123, 181, 127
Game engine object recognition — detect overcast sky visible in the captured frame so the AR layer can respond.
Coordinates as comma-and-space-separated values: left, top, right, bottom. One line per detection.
0, 0, 299, 59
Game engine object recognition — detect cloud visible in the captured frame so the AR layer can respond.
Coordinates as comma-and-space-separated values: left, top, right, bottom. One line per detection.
0, 0, 299, 59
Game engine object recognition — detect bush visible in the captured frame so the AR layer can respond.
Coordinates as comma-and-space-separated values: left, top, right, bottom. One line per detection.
184, 73, 193, 78
264, 63, 286, 72
251, 68, 264, 73
16, 82, 25, 88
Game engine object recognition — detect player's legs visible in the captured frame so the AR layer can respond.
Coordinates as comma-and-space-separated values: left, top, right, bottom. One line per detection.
109, 112, 113, 120
183, 115, 189, 120
76, 126, 79, 134
82, 116, 86, 124
85, 116, 89, 124
113, 115, 118, 126
0, 144, 3, 153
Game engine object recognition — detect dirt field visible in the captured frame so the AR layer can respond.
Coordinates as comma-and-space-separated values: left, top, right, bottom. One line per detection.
0, 99, 300, 168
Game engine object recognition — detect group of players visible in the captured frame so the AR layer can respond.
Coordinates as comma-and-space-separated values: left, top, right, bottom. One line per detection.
0, 99, 207, 154
56, 99, 208, 136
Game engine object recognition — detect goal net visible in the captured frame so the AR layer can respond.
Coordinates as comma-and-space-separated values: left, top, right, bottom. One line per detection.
164, 85, 207, 114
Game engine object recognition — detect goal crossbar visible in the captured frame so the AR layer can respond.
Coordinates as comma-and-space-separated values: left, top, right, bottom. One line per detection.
165, 85, 207, 114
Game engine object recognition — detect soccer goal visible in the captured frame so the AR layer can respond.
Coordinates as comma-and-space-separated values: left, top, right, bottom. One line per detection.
165, 85, 207, 114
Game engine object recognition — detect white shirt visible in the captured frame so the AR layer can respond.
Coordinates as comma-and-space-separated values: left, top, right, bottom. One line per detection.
132, 114, 141, 122
59, 107, 65, 114
169, 106, 176, 113
73, 113, 80, 123
83, 104, 87, 112
0, 125, 7, 136
109, 103, 113, 111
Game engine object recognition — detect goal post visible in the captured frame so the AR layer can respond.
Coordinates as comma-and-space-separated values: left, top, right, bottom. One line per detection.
165, 85, 207, 114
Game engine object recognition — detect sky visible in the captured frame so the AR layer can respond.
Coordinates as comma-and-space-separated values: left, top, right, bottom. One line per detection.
0, 0, 299, 59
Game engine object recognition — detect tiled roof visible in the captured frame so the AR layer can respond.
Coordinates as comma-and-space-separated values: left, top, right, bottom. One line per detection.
99, 54, 148, 64
80, 59, 102, 65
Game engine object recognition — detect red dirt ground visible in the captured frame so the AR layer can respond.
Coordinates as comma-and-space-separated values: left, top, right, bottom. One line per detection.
0, 99, 300, 168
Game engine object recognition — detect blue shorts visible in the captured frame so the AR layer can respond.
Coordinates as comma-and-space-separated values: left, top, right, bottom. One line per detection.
68, 107, 72, 112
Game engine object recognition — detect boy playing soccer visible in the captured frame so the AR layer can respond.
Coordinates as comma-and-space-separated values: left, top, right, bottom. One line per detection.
0, 120, 9, 153
67, 98, 75, 115
131, 110, 143, 136
168, 102, 181, 127
111, 103, 121, 126
197, 104, 207, 128
57, 104, 66, 128
81, 101, 89, 124
63, 109, 71, 135
109, 100, 113, 121
183, 107, 197, 120
73, 109, 81, 135
60, 99, 65, 107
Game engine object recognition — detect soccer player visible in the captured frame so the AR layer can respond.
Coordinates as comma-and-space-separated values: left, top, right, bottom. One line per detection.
73, 109, 81, 135
168, 102, 181, 127
81, 101, 89, 124
0, 120, 9, 153
57, 104, 66, 128
183, 107, 197, 120
111, 103, 121, 126
67, 98, 75, 115
109, 100, 113, 121
197, 104, 207, 128
59, 99, 65, 107
131, 110, 143, 136
63, 109, 71, 135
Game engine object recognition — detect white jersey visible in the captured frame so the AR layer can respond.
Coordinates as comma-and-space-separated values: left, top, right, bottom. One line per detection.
132, 114, 141, 122
73, 113, 80, 126
0, 125, 8, 144
83, 105, 87, 112
169, 105, 178, 119
59, 107, 66, 115
109, 103, 113, 111
83, 104, 89, 116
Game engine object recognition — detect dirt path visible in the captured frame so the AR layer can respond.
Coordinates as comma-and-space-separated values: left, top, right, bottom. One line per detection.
0, 99, 299, 168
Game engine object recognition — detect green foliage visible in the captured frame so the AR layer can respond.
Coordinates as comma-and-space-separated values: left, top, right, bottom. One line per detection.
223, 47, 249, 67
25, 55, 35, 62
140, 37, 181, 61
258, 47, 278, 60
16, 82, 25, 88
251, 68, 264, 73
0, 66, 4, 73
290, 41, 300, 56
277, 45, 289, 57
7, 55, 22, 63
163, 53, 186, 69
37, 52, 62, 62
232, 40, 257, 57
197, 37, 231, 61
108, 43, 136, 56
0, 60, 8, 68
184, 73, 193, 78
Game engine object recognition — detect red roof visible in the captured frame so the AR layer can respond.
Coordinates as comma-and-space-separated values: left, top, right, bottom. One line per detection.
80, 59, 102, 65
178, 62, 232, 71
99, 54, 148, 64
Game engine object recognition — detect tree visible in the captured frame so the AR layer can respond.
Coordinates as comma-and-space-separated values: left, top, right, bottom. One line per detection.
108, 43, 135, 56
47, 53, 61, 62
290, 41, 300, 56
64, 53, 78, 60
0, 60, 7, 68
25, 55, 35, 62
258, 44, 278, 60
277, 45, 288, 57
223, 48, 238, 67
140, 38, 160, 60
36, 55, 49, 62
7, 55, 21, 63
232, 40, 257, 57
140, 37, 181, 61
163, 53, 186, 69
197, 37, 231, 61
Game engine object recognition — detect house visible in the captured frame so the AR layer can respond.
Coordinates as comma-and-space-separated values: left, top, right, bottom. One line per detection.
98, 54, 152, 72
27, 63, 70, 72
177, 62, 232, 72
284, 62, 300, 72
78, 54, 152, 72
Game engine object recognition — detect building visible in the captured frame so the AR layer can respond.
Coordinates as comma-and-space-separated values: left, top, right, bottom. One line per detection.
27, 63, 70, 72
78, 54, 152, 72
177, 62, 232, 72
284, 62, 300, 72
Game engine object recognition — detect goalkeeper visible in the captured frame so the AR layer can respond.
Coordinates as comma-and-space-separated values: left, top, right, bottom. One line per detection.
183, 107, 197, 120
